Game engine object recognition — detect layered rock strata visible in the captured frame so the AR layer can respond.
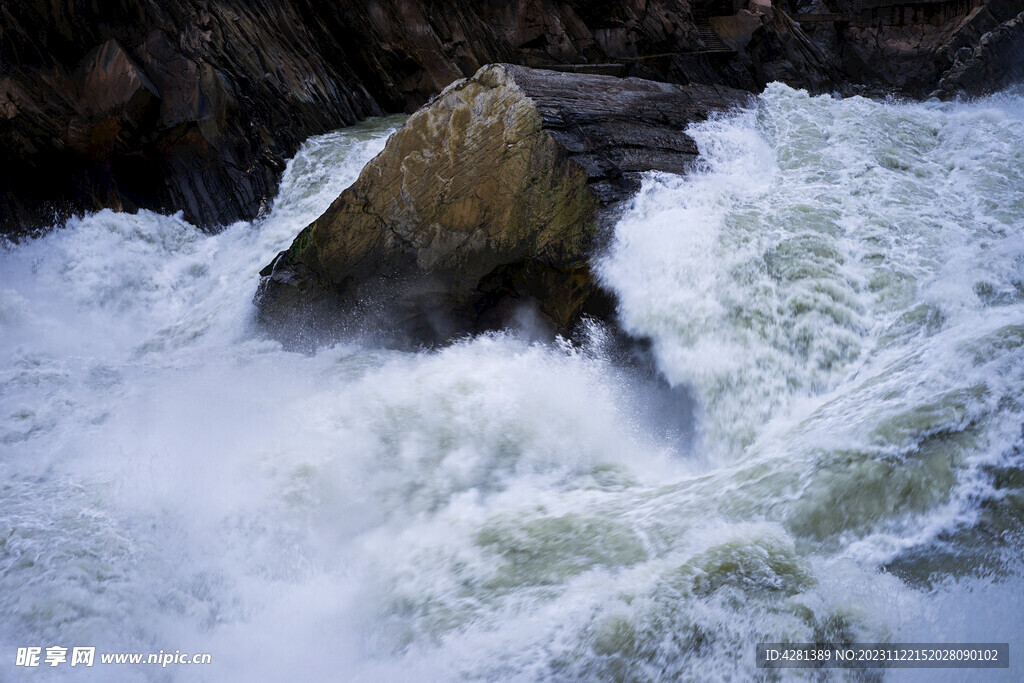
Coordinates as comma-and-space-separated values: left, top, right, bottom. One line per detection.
258, 64, 748, 342
4, 0, 1019, 237
934, 9, 1024, 95
0, 0, 825, 236
792, 0, 1024, 96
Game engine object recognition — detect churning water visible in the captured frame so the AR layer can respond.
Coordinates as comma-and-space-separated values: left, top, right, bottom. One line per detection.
1, 85, 1022, 681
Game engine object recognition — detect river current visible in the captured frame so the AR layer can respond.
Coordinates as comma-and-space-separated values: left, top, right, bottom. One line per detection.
2, 84, 1022, 681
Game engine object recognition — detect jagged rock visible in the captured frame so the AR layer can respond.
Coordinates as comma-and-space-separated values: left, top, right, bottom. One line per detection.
711, 11, 766, 53
0, 0, 380, 235
5, 0, 1016, 237
726, 0, 841, 92
71, 39, 160, 147
0, 0, 824, 237
934, 10, 1024, 96
797, 0, 1024, 96
258, 64, 749, 343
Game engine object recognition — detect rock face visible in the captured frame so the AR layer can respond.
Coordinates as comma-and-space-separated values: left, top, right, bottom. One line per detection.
0, 0, 825, 237
794, 0, 1024, 96
258, 64, 748, 342
935, 10, 1024, 95
0, 0, 381, 236
3, 0, 1019, 237
718, 0, 842, 93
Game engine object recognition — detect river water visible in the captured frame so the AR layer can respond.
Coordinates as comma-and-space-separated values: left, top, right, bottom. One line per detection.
1, 85, 1022, 681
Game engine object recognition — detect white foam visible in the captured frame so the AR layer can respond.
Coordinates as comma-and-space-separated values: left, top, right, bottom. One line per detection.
2, 89, 1023, 680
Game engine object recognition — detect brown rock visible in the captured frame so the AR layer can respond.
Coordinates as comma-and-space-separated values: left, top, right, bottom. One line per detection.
711, 11, 765, 53
69, 39, 160, 156
258, 64, 749, 343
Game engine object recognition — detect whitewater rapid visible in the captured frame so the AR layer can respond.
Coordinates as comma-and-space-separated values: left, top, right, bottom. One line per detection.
1, 86, 1022, 681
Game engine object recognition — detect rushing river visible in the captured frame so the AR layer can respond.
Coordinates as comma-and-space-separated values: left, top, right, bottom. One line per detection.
2, 84, 1023, 681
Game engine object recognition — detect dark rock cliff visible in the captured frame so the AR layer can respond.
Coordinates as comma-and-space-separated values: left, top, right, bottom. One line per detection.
3, 0, 1020, 237
935, 8, 1024, 95
790, 0, 1024, 96
0, 0, 827, 237
2, 0, 377, 235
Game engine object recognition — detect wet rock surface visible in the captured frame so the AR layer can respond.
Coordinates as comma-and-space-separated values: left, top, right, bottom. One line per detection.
1, 0, 379, 235
2, 0, 1020, 238
258, 64, 749, 343
792, 0, 1024, 97
934, 9, 1024, 96
0, 0, 796, 237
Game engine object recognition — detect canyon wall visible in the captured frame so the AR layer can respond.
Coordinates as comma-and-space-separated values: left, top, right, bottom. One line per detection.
0, 0, 824, 236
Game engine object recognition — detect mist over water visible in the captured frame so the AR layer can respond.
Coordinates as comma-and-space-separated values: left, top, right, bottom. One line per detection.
2, 87, 1023, 681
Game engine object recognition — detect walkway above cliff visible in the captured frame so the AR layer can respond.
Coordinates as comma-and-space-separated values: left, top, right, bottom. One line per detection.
795, 0, 981, 26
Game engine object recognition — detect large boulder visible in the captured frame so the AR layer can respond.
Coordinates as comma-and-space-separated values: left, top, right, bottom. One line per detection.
258, 64, 748, 343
